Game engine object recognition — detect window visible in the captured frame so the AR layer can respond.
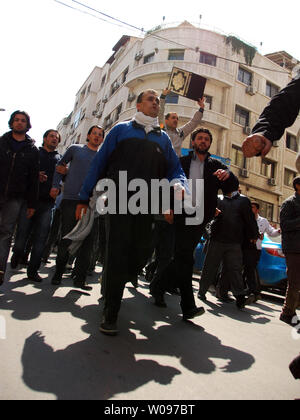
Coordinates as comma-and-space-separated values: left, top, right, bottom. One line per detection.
286, 133, 298, 152
165, 92, 179, 104
205, 95, 213, 110
266, 81, 279, 98
260, 158, 275, 178
122, 67, 129, 84
115, 103, 123, 122
168, 49, 185, 60
231, 145, 247, 168
200, 52, 217, 66
238, 67, 252, 86
73, 109, 81, 129
101, 75, 106, 88
284, 168, 297, 186
143, 53, 155, 64
235, 105, 249, 127
87, 83, 92, 94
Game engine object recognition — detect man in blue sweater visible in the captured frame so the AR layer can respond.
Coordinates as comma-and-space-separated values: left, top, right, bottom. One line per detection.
77, 89, 201, 336
50, 125, 104, 288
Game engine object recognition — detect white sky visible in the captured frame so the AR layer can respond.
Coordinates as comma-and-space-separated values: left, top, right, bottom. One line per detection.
0, 0, 299, 145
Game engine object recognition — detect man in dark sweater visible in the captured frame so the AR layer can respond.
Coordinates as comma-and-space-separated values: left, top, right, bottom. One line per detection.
11, 130, 62, 282
199, 175, 259, 309
0, 111, 39, 286
279, 176, 300, 327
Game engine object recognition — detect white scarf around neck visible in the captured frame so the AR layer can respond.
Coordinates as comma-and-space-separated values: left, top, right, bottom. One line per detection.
133, 112, 160, 134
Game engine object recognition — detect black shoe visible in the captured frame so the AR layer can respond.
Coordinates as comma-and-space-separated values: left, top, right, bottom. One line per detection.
236, 294, 256, 309
197, 292, 207, 302
153, 294, 167, 308
0, 272, 4, 286
218, 295, 235, 303
280, 313, 300, 326
182, 306, 205, 321
73, 281, 93, 291
27, 273, 43, 283
166, 287, 180, 295
10, 253, 20, 269
99, 317, 119, 336
51, 272, 62, 285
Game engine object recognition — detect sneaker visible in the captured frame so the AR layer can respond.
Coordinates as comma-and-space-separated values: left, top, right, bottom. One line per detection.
99, 320, 119, 336
182, 306, 205, 321
27, 273, 43, 283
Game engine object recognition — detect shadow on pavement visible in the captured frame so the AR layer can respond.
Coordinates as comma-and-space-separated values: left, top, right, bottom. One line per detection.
1, 272, 256, 400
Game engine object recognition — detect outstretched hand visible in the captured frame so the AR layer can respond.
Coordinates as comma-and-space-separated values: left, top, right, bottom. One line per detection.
242, 134, 272, 158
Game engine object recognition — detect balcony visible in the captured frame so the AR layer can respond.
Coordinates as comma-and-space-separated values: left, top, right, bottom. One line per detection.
125, 61, 235, 89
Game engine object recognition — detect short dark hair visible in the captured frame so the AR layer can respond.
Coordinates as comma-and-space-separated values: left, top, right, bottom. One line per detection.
165, 112, 178, 120
293, 176, 300, 191
137, 89, 158, 104
43, 129, 61, 144
86, 125, 105, 142
251, 202, 260, 210
191, 127, 213, 143
221, 174, 239, 195
8, 110, 32, 132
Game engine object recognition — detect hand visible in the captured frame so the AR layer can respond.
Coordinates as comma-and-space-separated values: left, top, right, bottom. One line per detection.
163, 209, 174, 225
56, 164, 68, 175
49, 188, 60, 200
76, 204, 88, 221
213, 169, 230, 182
242, 134, 272, 158
26, 208, 35, 219
215, 208, 221, 217
174, 183, 185, 201
197, 96, 205, 108
162, 88, 171, 96
39, 171, 48, 183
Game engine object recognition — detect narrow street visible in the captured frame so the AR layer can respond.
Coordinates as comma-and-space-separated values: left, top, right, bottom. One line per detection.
0, 258, 299, 401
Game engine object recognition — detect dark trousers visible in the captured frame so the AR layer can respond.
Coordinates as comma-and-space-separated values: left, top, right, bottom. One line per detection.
282, 253, 300, 317
243, 248, 261, 294
13, 201, 54, 275
163, 219, 205, 314
43, 206, 62, 260
103, 214, 154, 322
55, 199, 97, 283
200, 241, 246, 297
149, 220, 175, 295
0, 197, 24, 273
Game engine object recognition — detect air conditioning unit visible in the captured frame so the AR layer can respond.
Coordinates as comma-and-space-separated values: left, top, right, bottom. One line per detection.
135, 51, 144, 61
92, 110, 97, 116
243, 126, 252, 135
240, 168, 249, 178
95, 112, 103, 119
246, 85, 255, 95
128, 93, 136, 102
268, 178, 276, 186
102, 95, 108, 103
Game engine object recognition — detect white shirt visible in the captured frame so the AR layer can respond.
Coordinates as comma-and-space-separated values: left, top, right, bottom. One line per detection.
256, 215, 280, 250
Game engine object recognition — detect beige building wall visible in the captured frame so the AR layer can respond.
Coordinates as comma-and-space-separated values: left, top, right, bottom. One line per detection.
57, 22, 300, 224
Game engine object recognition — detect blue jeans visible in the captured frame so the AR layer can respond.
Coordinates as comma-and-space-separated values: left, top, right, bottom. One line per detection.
0, 197, 24, 273
13, 201, 54, 275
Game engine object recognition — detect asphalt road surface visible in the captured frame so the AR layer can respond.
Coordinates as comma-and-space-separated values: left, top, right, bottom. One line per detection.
0, 257, 299, 401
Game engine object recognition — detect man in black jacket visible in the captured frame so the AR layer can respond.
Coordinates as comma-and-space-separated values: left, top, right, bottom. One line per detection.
279, 176, 300, 327
242, 74, 300, 173
0, 111, 39, 286
154, 128, 235, 316
198, 175, 259, 309
11, 130, 61, 282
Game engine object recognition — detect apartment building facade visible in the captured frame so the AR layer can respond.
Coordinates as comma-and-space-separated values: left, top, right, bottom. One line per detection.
57, 21, 300, 224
